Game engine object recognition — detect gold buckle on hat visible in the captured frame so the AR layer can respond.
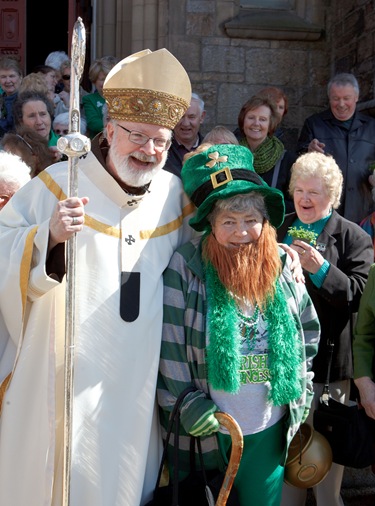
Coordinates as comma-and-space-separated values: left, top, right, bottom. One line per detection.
210, 167, 233, 188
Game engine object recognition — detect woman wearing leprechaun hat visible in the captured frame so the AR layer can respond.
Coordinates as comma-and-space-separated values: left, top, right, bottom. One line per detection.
157, 143, 321, 505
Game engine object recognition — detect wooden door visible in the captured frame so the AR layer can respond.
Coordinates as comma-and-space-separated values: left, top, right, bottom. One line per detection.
0, 0, 26, 72
0, 0, 92, 84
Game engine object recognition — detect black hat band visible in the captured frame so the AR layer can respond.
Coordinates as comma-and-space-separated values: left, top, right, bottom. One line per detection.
190, 168, 266, 207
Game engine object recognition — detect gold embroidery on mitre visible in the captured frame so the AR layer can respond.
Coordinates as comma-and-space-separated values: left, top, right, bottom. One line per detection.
104, 88, 189, 129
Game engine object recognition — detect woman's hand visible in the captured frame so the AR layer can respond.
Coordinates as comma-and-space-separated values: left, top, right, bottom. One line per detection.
49, 146, 63, 162
278, 243, 305, 283
189, 413, 220, 437
290, 240, 324, 274
354, 377, 375, 420
59, 90, 70, 107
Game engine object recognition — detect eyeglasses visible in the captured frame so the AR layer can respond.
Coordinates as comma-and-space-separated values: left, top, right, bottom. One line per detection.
116, 124, 171, 151
15, 134, 34, 154
62, 74, 70, 80
54, 129, 69, 136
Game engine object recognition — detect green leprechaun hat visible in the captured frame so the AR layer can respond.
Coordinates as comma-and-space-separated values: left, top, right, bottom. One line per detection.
181, 143, 285, 231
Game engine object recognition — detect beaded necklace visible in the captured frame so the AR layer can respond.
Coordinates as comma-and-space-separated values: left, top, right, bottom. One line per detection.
205, 257, 303, 403
237, 305, 260, 352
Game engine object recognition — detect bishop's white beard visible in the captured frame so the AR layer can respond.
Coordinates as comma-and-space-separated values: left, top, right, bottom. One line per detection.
109, 129, 168, 187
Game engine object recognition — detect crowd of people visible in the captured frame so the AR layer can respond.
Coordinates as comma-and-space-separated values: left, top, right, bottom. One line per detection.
0, 52, 116, 174
0, 45, 374, 506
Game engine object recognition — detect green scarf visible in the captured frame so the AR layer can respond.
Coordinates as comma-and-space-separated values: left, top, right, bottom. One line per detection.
240, 135, 285, 175
204, 260, 303, 406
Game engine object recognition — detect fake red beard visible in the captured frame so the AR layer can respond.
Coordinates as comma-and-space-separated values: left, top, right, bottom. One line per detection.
202, 221, 281, 308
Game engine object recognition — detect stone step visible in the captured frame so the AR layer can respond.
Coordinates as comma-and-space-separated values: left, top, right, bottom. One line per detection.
341, 466, 375, 504
305, 466, 375, 505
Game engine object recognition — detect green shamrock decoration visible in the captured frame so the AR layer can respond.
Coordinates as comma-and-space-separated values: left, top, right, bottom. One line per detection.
288, 226, 318, 246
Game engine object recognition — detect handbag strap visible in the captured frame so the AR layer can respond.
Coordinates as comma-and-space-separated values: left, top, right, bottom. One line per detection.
271, 150, 286, 188
172, 404, 181, 505
189, 436, 209, 485
322, 280, 354, 402
321, 340, 334, 401
153, 386, 196, 502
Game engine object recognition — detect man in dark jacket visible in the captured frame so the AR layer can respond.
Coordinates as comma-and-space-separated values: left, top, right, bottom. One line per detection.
163, 92, 206, 177
297, 73, 375, 224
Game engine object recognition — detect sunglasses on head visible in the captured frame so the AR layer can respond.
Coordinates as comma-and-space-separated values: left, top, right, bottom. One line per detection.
62, 74, 70, 80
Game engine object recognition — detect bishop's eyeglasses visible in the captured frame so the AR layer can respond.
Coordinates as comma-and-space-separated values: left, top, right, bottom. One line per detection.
116, 124, 171, 151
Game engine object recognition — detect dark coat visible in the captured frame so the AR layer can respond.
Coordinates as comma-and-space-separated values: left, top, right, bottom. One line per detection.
297, 109, 375, 224
277, 210, 373, 383
163, 132, 204, 178
260, 149, 297, 213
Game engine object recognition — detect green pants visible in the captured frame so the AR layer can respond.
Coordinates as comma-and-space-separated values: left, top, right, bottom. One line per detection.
217, 417, 286, 506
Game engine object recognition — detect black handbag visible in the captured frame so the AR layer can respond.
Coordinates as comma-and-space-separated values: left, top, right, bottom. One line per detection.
147, 387, 240, 506
313, 339, 375, 468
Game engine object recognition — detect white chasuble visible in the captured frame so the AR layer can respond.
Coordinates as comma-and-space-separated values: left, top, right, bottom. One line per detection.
0, 152, 195, 506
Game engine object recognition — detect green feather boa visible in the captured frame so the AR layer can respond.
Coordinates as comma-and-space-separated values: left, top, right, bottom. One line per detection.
205, 260, 303, 405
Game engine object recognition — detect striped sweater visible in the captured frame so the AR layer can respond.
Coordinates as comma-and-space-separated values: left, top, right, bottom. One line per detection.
157, 236, 320, 477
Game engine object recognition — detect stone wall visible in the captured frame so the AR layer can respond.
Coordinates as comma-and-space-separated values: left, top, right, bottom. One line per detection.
165, 0, 331, 150
96, 0, 375, 150
331, 0, 375, 100
163, 0, 375, 151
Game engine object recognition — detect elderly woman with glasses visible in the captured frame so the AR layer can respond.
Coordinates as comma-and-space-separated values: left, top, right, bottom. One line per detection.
54, 58, 88, 117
